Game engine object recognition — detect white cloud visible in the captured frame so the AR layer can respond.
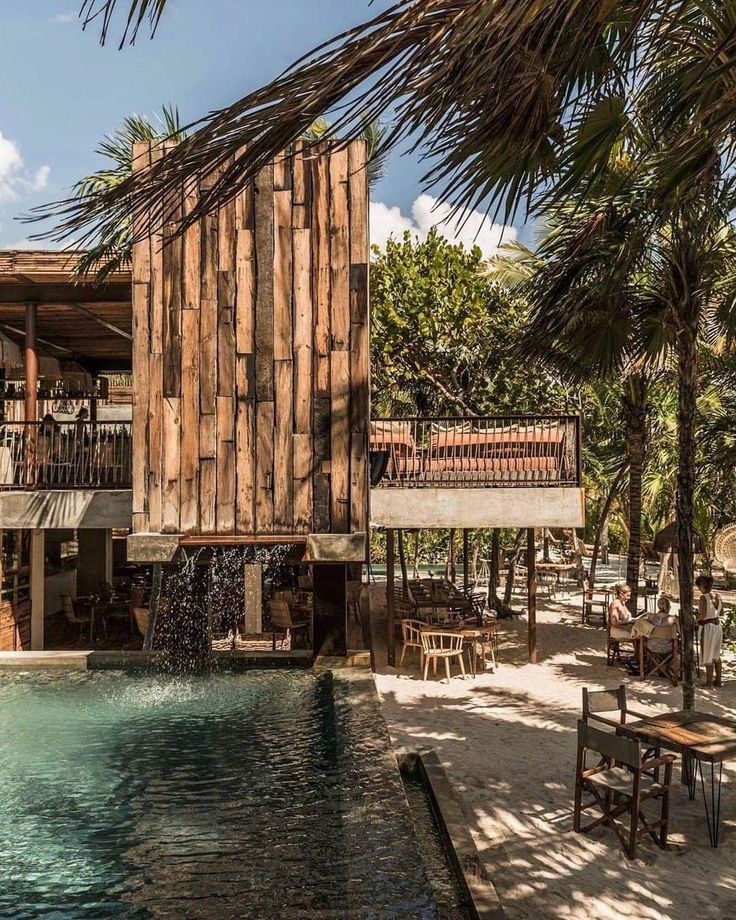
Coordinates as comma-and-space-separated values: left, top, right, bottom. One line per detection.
0, 133, 23, 202
370, 193, 516, 258
0, 131, 50, 202
32, 165, 51, 191
49, 12, 76, 24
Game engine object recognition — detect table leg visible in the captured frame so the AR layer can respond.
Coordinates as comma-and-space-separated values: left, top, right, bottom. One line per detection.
698, 760, 724, 847
682, 753, 698, 800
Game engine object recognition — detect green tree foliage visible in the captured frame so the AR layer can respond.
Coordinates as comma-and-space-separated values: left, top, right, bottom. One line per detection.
371, 229, 569, 418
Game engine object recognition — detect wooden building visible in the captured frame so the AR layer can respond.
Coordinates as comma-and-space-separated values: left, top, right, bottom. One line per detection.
128, 140, 369, 564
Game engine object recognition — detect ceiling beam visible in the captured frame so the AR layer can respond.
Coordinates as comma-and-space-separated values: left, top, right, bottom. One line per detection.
0, 322, 72, 355
56, 302, 132, 341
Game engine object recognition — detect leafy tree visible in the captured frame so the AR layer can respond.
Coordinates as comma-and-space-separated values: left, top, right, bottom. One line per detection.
371, 229, 569, 417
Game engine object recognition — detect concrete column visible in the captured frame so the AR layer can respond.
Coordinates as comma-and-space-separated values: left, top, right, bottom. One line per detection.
30, 528, 45, 650
312, 563, 346, 657
105, 529, 113, 585
243, 563, 262, 634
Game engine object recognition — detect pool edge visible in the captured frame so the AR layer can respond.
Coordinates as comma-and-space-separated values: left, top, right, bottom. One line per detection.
398, 749, 506, 920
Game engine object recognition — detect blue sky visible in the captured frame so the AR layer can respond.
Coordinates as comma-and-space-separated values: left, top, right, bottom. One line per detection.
0, 0, 519, 253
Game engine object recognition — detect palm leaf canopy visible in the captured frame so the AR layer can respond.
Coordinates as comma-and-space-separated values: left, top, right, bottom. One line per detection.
33, 1, 736, 249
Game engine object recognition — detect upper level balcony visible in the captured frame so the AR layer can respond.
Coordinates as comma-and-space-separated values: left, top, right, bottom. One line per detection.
0, 421, 132, 490
369, 415, 584, 530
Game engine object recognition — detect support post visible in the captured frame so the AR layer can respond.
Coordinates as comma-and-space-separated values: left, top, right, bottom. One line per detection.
312, 563, 347, 657
386, 528, 395, 667
527, 528, 537, 663
30, 528, 45, 651
463, 529, 469, 593
243, 563, 263, 634
104, 529, 113, 586
24, 303, 38, 486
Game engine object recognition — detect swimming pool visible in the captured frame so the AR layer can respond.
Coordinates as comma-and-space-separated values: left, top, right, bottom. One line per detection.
0, 669, 439, 918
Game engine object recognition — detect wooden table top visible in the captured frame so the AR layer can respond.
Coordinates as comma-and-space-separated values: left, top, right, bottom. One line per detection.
619, 710, 736, 763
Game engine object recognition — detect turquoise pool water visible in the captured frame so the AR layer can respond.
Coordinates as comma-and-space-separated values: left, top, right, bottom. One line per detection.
0, 670, 437, 918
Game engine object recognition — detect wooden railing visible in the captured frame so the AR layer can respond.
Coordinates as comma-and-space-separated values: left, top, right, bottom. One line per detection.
0, 421, 132, 489
370, 415, 581, 488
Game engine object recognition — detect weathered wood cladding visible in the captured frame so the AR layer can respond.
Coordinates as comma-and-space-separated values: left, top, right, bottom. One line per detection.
131, 141, 369, 538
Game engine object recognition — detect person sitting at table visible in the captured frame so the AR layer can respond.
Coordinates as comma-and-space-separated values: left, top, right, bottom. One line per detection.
608, 583, 633, 637
645, 596, 678, 655
696, 574, 724, 688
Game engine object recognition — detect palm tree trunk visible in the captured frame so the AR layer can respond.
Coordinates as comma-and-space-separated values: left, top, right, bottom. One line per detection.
622, 376, 648, 615
677, 320, 698, 711
397, 530, 408, 589
589, 464, 627, 587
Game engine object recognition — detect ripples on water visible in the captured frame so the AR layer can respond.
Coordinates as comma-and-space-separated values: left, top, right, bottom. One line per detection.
0, 670, 438, 919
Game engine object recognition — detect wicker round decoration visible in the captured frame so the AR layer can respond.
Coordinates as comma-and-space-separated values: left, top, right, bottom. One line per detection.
714, 523, 736, 571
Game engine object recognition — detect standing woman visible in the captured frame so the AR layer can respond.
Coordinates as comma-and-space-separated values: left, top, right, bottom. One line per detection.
696, 575, 723, 688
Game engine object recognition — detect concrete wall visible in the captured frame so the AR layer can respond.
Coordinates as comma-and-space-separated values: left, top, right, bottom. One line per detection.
369, 487, 585, 530
0, 490, 132, 530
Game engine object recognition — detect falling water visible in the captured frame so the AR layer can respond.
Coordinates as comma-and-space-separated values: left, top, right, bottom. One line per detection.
147, 544, 294, 672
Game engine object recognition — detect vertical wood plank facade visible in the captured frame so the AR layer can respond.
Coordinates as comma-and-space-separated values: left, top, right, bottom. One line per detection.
132, 141, 369, 539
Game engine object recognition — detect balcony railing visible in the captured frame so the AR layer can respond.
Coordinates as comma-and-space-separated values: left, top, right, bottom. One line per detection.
0, 422, 132, 490
370, 416, 581, 488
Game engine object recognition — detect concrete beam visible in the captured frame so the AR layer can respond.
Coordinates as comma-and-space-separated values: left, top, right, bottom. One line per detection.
126, 532, 181, 564
370, 487, 585, 530
0, 490, 132, 530
305, 532, 367, 563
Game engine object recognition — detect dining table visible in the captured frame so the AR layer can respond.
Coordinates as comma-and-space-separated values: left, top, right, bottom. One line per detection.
618, 709, 736, 846
408, 578, 471, 619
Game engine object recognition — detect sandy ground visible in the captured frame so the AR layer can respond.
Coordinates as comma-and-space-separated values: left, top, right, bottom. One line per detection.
369, 570, 736, 920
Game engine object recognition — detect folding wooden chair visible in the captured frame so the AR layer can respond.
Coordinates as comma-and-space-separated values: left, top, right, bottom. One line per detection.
573, 720, 676, 859
582, 685, 649, 729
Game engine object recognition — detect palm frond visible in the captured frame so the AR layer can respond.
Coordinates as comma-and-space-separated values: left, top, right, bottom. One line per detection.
79, 0, 170, 47
35, 0, 656, 249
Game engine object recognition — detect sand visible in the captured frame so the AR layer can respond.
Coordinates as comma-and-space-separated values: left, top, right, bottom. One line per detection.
369, 576, 736, 920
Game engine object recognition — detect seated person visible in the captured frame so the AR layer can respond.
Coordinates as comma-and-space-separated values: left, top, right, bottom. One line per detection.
608, 583, 633, 640
645, 596, 678, 654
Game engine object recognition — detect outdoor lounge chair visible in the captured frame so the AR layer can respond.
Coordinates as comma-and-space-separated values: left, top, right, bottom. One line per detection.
573, 720, 676, 859
420, 629, 466, 683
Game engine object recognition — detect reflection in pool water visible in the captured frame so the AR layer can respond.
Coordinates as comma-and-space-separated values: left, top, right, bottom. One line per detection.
0, 670, 438, 918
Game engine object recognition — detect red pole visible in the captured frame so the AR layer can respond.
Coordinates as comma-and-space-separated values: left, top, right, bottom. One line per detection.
24, 303, 38, 485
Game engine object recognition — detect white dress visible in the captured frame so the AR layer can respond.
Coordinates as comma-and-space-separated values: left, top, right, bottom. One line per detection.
700, 594, 723, 666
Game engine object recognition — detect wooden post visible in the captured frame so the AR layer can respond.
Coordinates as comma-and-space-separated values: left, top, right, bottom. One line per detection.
527, 528, 537, 663
104, 529, 113, 586
386, 528, 395, 666
312, 563, 347, 657
243, 563, 262, 634
462, 529, 469, 593
24, 302, 38, 486
30, 528, 44, 651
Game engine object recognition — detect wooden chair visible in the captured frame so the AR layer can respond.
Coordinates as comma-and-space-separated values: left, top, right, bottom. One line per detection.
420, 630, 466, 683
61, 594, 92, 643
399, 619, 425, 668
573, 720, 676, 859
632, 620, 680, 685
582, 585, 609, 626
582, 685, 649, 728
132, 607, 149, 639
97, 582, 132, 636
270, 597, 311, 650
607, 615, 636, 665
